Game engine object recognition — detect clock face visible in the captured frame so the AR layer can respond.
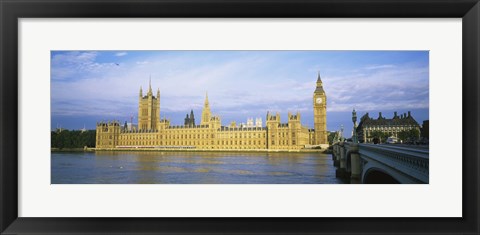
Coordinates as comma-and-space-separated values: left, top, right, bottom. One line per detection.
316, 97, 322, 104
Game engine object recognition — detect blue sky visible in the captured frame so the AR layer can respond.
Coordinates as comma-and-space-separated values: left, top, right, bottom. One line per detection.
51, 51, 429, 135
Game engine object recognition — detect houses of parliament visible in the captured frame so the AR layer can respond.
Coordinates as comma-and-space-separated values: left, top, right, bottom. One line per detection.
95, 73, 328, 150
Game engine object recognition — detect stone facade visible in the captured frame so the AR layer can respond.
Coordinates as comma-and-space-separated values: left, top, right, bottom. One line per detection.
137, 79, 160, 131
356, 111, 421, 143
96, 74, 328, 150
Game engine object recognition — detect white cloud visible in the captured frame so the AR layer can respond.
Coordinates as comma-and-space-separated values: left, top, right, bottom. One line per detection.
51, 51, 118, 80
325, 66, 428, 112
115, 52, 128, 57
365, 64, 396, 70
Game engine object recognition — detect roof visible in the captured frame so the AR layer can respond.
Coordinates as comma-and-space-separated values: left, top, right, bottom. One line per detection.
314, 86, 325, 94
357, 112, 420, 130
315, 72, 325, 94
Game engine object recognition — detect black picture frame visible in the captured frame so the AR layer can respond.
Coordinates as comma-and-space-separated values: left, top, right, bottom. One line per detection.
1, 0, 479, 234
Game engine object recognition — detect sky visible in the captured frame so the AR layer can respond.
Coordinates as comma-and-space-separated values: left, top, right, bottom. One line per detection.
51, 50, 429, 136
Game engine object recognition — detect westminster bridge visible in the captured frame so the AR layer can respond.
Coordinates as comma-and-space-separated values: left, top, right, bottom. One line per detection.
332, 142, 429, 184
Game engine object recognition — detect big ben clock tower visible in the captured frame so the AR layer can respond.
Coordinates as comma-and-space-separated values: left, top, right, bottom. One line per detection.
313, 72, 328, 145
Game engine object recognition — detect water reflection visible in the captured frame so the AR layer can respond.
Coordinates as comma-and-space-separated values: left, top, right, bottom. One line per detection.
52, 151, 346, 184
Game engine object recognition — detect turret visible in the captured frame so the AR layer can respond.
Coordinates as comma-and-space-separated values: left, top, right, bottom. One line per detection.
138, 78, 161, 131
184, 114, 190, 126
201, 92, 211, 125
147, 76, 153, 96
255, 118, 262, 127
266, 112, 281, 149
247, 118, 254, 127
210, 115, 221, 129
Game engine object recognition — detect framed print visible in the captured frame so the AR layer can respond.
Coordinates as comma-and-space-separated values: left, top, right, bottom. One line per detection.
1, 0, 479, 234
49, 50, 429, 185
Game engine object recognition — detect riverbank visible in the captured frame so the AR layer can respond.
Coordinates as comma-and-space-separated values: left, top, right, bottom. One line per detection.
51, 147, 95, 152
91, 147, 331, 154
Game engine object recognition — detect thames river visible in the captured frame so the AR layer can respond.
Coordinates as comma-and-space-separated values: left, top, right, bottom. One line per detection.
51, 151, 346, 184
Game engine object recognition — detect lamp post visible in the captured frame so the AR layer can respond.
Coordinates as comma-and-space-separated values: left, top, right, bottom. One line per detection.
340, 124, 344, 142
350, 109, 361, 182
352, 108, 358, 143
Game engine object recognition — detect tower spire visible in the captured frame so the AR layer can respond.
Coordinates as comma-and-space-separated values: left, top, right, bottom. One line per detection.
204, 91, 209, 107
148, 75, 152, 93
314, 72, 325, 94
201, 91, 211, 125
146, 76, 152, 96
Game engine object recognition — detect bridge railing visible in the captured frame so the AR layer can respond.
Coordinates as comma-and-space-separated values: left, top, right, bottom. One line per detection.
332, 142, 429, 183
358, 144, 429, 183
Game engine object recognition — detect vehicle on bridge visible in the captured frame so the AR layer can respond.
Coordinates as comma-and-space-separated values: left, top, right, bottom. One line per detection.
386, 136, 399, 144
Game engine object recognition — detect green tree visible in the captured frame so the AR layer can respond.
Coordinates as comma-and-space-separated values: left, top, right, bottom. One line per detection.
328, 132, 336, 145
369, 131, 388, 144
51, 130, 96, 149
397, 129, 420, 143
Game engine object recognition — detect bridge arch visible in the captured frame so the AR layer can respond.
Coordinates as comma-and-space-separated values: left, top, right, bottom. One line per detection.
363, 167, 400, 184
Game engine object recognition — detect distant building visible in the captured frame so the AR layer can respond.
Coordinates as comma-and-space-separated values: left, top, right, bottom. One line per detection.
247, 118, 254, 127
255, 118, 262, 127
95, 73, 329, 150
356, 111, 421, 143
123, 122, 138, 131
56, 123, 63, 133
184, 110, 195, 127
421, 120, 429, 139
240, 118, 263, 128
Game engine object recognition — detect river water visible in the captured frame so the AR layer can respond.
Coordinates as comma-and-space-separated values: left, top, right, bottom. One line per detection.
51, 151, 346, 184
